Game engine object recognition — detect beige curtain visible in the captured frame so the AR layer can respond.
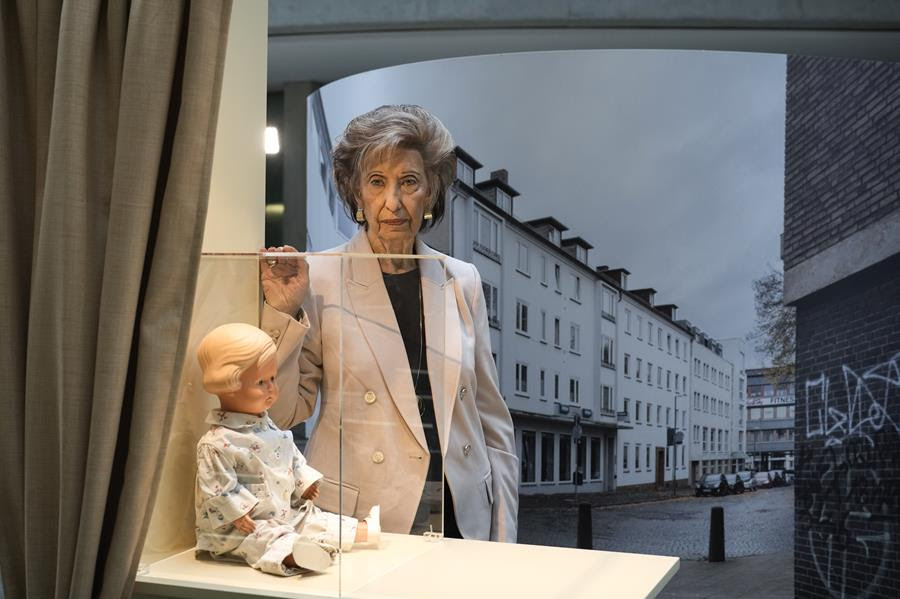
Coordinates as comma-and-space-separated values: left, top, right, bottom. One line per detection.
0, 1, 232, 597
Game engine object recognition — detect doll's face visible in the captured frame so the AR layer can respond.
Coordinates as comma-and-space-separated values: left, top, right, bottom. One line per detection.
222, 357, 278, 415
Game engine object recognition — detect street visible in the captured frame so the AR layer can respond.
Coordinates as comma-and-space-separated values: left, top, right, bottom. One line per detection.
519, 486, 794, 598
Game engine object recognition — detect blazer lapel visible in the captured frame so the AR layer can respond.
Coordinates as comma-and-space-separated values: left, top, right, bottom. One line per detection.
418, 241, 462, 458
344, 231, 427, 451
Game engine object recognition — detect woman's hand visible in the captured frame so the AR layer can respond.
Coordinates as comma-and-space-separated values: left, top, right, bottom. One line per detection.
260, 245, 309, 318
232, 512, 256, 534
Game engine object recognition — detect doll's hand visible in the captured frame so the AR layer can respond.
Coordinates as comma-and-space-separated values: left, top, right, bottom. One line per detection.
301, 482, 320, 501
232, 512, 256, 534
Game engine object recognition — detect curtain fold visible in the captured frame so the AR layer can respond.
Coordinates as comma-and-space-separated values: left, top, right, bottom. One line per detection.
0, 1, 232, 597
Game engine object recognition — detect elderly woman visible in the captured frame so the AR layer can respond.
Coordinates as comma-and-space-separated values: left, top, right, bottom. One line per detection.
259, 105, 517, 542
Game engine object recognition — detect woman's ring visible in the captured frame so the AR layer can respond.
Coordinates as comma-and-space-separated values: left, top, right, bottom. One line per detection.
266, 258, 277, 267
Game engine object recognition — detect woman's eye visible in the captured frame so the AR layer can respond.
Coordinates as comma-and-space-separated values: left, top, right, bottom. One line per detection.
369, 178, 384, 187
402, 177, 419, 188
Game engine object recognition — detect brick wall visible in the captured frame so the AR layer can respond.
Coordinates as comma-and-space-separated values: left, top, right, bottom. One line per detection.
793, 254, 900, 598
783, 55, 900, 271
786, 54, 900, 598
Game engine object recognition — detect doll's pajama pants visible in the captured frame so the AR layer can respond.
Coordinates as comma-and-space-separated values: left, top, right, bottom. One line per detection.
216, 502, 359, 576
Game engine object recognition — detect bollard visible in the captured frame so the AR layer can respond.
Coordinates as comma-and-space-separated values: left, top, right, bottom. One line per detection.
708, 506, 725, 562
577, 503, 593, 549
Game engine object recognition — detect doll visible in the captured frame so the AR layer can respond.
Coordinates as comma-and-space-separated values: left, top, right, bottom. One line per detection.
194, 322, 379, 576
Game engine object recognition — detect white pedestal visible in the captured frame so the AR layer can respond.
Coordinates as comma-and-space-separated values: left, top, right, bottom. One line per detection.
135, 533, 679, 599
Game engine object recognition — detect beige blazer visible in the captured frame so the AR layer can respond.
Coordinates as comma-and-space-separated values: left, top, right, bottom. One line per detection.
262, 230, 518, 542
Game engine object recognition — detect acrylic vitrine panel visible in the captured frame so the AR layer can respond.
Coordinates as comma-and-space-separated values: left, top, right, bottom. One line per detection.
138, 251, 455, 598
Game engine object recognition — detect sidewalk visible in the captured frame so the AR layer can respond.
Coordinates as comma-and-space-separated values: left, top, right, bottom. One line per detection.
658, 550, 793, 599
520, 486, 695, 510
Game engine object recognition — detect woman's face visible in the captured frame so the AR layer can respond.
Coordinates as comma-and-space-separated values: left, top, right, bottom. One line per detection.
357, 147, 431, 251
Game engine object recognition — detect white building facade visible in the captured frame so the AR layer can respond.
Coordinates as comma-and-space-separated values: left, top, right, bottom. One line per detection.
422, 147, 748, 493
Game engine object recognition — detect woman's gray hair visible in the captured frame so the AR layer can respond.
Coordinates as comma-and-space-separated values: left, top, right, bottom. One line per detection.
332, 105, 456, 230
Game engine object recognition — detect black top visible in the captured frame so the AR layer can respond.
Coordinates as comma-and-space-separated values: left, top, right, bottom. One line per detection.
381, 269, 441, 481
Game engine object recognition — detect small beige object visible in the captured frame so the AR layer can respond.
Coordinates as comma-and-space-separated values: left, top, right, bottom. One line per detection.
364, 390, 377, 404
459, 386, 468, 399
269, 329, 280, 340
463, 443, 472, 457
291, 539, 333, 572
266, 257, 277, 267
372, 450, 385, 464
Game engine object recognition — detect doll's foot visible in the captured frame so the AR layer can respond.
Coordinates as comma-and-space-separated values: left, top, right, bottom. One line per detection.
362, 505, 380, 548
291, 539, 333, 572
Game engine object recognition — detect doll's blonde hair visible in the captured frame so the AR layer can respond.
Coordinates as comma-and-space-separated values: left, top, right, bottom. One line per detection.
197, 323, 277, 394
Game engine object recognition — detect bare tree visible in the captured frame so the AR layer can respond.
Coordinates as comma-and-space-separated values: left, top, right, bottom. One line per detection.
748, 266, 795, 383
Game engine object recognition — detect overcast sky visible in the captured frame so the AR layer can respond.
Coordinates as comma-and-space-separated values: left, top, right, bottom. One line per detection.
318, 50, 787, 369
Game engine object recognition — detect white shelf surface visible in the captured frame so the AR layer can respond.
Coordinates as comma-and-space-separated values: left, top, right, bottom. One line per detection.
135, 533, 679, 599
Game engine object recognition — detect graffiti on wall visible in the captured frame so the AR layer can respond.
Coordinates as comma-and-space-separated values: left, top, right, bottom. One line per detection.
800, 353, 899, 598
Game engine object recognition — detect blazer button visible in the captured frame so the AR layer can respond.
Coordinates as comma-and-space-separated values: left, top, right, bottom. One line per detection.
364, 390, 377, 404
372, 450, 385, 464
459, 386, 468, 400
463, 443, 472, 457
268, 329, 281, 341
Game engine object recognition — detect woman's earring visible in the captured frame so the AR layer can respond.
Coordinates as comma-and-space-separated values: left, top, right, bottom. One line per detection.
423, 210, 433, 221
355, 208, 365, 223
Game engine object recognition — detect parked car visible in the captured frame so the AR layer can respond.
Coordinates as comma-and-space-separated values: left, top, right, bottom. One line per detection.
738, 470, 758, 491
695, 473, 729, 497
724, 473, 745, 494
769, 470, 786, 487
753, 471, 773, 489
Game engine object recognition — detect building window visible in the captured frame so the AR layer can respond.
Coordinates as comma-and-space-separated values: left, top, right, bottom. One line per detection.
521, 431, 536, 483
636, 315, 643, 340
576, 245, 588, 262
656, 405, 661, 426
646, 446, 652, 471
625, 309, 632, 334
497, 189, 512, 212
456, 160, 474, 185
681, 445, 685, 467
554, 264, 561, 290
624, 398, 630, 417
590, 437, 602, 480
602, 385, 612, 411
646, 402, 652, 423
569, 323, 581, 352
473, 208, 500, 256
624, 354, 631, 377
515, 363, 528, 394
657, 366, 662, 387
636, 444, 641, 470
541, 255, 548, 285
516, 241, 529, 275
482, 281, 500, 328
666, 407, 671, 426
574, 275, 581, 301
702, 427, 708, 451
601, 336, 615, 367
623, 444, 630, 471
636, 400, 642, 422
667, 334, 672, 353
636, 358, 643, 381
539, 369, 546, 398
554, 373, 559, 400
569, 378, 580, 403
657, 328, 663, 348
559, 435, 572, 482
541, 433, 555, 482
648, 322, 654, 345
515, 300, 529, 334
554, 317, 561, 347
666, 370, 671, 390
647, 362, 653, 386
602, 288, 616, 320
540, 310, 547, 342
675, 338, 680, 358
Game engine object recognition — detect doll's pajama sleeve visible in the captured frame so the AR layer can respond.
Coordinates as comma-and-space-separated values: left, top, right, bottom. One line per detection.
290, 445, 323, 507
196, 444, 259, 529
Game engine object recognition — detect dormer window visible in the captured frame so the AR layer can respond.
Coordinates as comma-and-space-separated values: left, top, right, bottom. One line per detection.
575, 245, 587, 263
496, 189, 512, 212
456, 160, 474, 186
